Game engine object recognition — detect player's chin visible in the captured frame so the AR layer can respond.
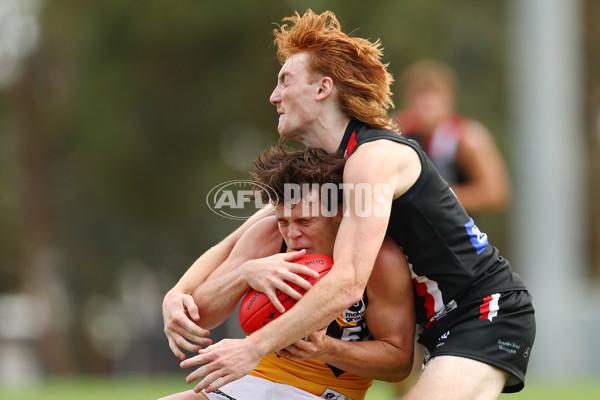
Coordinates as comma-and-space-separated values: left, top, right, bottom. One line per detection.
278, 122, 299, 140
292, 247, 312, 254
277, 119, 287, 135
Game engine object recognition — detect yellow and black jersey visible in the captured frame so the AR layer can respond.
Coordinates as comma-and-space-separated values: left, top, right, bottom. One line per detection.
250, 297, 372, 400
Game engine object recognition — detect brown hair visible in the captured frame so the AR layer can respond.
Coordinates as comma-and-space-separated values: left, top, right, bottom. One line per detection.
273, 9, 396, 130
251, 144, 345, 206
401, 59, 457, 103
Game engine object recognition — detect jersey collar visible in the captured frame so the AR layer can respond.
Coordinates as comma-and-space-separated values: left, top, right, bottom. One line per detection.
338, 119, 363, 159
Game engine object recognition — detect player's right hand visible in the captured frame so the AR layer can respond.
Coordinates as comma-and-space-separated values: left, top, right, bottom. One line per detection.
163, 292, 212, 360
276, 327, 329, 361
240, 249, 318, 313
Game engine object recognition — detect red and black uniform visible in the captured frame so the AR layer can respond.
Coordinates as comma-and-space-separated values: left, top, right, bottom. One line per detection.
396, 110, 467, 185
338, 120, 535, 393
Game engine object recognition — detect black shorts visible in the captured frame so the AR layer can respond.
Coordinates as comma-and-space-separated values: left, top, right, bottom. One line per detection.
417, 290, 536, 393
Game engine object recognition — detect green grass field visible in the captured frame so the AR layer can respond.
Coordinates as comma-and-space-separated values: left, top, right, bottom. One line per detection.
1, 376, 599, 400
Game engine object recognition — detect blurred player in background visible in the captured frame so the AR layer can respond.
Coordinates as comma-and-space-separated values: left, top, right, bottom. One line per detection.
394, 59, 511, 213
160, 146, 415, 400
391, 59, 513, 399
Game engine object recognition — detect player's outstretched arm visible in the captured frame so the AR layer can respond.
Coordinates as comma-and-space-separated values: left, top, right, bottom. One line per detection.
278, 238, 415, 382
167, 215, 320, 360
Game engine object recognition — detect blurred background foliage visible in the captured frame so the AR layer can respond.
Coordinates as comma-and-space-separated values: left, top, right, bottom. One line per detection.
0, 0, 598, 379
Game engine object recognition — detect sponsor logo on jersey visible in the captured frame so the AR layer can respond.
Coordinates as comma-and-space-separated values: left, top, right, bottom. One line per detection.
498, 338, 521, 355
342, 300, 366, 323
436, 330, 451, 349
465, 218, 488, 254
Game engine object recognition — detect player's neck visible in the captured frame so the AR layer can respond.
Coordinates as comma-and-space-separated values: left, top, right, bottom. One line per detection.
304, 114, 350, 153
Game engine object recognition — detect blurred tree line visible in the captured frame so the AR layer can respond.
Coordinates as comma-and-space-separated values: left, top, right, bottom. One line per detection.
0, 0, 597, 376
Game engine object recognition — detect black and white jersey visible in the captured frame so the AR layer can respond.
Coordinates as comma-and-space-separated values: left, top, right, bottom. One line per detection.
338, 120, 527, 329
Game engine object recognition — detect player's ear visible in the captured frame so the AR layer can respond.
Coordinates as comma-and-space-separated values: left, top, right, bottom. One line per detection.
316, 76, 334, 100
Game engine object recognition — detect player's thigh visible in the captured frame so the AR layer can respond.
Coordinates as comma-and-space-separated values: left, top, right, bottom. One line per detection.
158, 390, 209, 400
406, 355, 508, 400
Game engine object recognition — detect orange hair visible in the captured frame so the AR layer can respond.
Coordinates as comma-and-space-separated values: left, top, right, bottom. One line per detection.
273, 10, 396, 130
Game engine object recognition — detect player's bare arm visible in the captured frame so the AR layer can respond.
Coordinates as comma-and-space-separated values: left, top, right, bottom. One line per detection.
162, 212, 274, 359
163, 206, 286, 358
453, 120, 512, 212
278, 238, 415, 382
319, 139, 420, 308
189, 217, 283, 330
167, 214, 317, 351
192, 217, 318, 329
